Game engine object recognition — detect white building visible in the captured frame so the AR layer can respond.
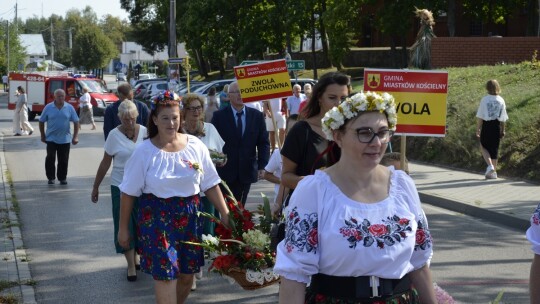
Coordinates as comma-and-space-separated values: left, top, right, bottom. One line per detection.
107, 42, 188, 73
19, 34, 47, 67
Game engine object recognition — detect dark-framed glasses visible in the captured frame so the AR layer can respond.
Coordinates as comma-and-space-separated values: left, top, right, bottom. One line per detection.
354, 128, 394, 144
185, 106, 203, 112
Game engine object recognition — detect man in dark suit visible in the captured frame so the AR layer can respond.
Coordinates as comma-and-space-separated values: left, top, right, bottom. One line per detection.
211, 81, 270, 206
103, 83, 149, 140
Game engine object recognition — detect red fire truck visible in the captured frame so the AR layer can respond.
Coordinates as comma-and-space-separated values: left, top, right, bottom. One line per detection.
8, 71, 119, 120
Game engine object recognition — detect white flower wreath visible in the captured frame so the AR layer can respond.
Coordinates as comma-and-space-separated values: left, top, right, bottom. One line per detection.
321, 91, 398, 141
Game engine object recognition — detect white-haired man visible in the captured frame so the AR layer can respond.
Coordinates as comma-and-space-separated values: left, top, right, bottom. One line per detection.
286, 84, 305, 116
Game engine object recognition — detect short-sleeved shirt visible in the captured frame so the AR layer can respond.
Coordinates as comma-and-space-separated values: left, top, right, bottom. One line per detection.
79, 92, 92, 108
104, 125, 147, 186
476, 94, 509, 122
119, 135, 221, 198
39, 102, 79, 144
286, 94, 306, 115
199, 122, 225, 153
273, 168, 433, 284
526, 204, 540, 255
264, 149, 282, 198
281, 121, 340, 177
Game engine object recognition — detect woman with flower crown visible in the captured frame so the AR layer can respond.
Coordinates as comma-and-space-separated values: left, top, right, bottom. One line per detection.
117, 90, 230, 304
274, 92, 437, 303
526, 204, 540, 303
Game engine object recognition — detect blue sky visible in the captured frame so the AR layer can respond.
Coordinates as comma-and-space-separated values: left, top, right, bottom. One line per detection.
2, 0, 129, 21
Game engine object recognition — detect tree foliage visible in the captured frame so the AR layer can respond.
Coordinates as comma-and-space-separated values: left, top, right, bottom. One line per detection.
0, 20, 26, 74
72, 26, 118, 69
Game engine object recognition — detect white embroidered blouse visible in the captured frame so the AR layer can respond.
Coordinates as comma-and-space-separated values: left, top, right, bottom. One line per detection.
273, 168, 433, 284
119, 135, 221, 198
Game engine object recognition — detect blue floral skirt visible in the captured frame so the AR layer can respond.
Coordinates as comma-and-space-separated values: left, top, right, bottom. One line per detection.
137, 193, 203, 280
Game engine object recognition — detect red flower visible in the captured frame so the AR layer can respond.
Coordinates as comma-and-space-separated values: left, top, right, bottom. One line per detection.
142, 207, 152, 223
179, 216, 188, 227
315, 294, 327, 302
255, 252, 264, 259
399, 218, 410, 225
368, 224, 388, 237
160, 258, 167, 266
307, 228, 318, 246
242, 220, 255, 231
158, 233, 169, 249
215, 224, 232, 239
416, 229, 427, 245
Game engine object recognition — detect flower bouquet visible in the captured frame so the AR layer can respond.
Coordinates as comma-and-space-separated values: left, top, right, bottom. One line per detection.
190, 184, 279, 290
209, 149, 227, 166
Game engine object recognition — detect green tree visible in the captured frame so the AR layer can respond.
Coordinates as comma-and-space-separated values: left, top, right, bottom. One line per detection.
72, 26, 118, 69
462, 0, 528, 35
0, 20, 26, 73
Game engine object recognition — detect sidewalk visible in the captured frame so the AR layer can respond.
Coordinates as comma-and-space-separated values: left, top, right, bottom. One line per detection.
0, 147, 537, 302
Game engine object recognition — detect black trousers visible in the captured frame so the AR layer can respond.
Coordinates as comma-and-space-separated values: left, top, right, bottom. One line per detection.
45, 142, 71, 181
225, 180, 251, 207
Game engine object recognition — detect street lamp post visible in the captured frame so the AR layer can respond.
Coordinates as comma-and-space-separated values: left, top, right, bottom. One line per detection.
168, 0, 177, 81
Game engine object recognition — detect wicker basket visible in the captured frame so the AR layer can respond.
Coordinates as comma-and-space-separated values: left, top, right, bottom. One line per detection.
224, 267, 280, 290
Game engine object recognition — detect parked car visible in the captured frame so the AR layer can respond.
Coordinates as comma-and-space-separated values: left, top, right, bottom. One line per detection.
138, 73, 157, 80
116, 73, 127, 82
133, 77, 167, 87
133, 82, 151, 100
176, 82, 209, 96
142, 81, 170, 101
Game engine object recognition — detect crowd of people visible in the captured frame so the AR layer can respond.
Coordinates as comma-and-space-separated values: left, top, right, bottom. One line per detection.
17, 69, 540, 303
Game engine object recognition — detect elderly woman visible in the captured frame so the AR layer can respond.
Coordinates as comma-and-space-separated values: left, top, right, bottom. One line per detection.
118, 91, 229, 304
78, 86, 96, 130
91, 100, 147, 281
13, 86, 34, 136
275, 92, 437, 303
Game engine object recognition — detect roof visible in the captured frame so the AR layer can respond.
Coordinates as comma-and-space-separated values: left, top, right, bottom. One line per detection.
19, 34, 47, 56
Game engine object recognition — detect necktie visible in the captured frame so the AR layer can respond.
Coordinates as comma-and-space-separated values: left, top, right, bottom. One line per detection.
236, 111, 243, 139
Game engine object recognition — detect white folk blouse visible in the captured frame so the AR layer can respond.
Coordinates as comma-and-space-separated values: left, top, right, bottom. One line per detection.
119, 135, 221, 198
274, 168, 433, 284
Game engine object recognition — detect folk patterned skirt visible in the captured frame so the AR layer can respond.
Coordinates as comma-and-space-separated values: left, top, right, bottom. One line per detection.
137, 193, 204, 280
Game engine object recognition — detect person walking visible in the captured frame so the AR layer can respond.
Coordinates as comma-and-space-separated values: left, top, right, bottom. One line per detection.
275, 91, 437, 303
218, 85, 230, 110
91, 100, 147, 282
13, 86, 34, 136
78, 87, 97, 130
476, 79, 509, 179
104, 83, 149, 140
39, 89, 79, 185
211, 81, 270, 207
2, 74, 8, 92
118, 90, 230, 304
204, 87, 219, 122
281, 72, 347, 193
286, 84, 306, 116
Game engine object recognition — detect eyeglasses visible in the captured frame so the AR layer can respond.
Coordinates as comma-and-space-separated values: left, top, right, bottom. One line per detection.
185, 106, 203, 112
353, 127, 394, 144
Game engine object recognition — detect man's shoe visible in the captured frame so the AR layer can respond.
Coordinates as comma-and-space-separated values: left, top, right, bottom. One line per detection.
48, 179, 55, 185
59, 180, 68, 185
14, 133, 21, 136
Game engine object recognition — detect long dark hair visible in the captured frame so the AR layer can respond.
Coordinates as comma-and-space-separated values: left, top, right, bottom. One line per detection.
17, 86, 25, 94
301, 72, 349, 119
147, 100, 183, 138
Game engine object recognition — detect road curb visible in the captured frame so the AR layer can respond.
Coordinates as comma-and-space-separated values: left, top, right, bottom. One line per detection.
419, 192, 530, 232
0, 136, 37, 304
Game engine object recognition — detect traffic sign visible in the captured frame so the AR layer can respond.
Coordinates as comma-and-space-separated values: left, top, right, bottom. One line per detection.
286, 60, 305, 71
168, 58, 183, 64
240, 60, 262, 66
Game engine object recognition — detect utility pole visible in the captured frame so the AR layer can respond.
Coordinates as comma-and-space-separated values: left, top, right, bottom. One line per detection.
6, 21, 10, 73
50, 20, 54, 70
168, 0, 177, 81
14, 1, 18, 32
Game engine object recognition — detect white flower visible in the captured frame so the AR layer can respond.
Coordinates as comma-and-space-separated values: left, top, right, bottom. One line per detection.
242, 229, 270, 251
202, 234, 219, 246
321, 91, 398, 139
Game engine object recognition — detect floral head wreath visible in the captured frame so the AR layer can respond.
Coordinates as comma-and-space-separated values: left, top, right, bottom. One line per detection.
321, 91, 398, 141
151, 90, 182, 110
